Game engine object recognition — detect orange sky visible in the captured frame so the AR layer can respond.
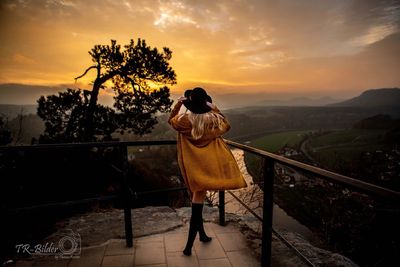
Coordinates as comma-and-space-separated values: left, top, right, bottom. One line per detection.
0, 0, 399, 99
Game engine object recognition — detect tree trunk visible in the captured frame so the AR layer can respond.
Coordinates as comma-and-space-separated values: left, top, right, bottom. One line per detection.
83, 79, 101, 141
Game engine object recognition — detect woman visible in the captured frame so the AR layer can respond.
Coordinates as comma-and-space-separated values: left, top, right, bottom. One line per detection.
168, 87, 247, 256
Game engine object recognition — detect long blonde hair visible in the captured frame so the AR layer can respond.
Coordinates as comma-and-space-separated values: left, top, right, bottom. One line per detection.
187, 111, 225, 140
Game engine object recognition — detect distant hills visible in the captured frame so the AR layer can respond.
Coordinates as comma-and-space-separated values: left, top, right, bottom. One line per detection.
0, 83, 62, 105
222, 88, 400, 140
0, 104, 37, 119
170, 92, 343, 109
329, 88, 400, 107
0, 86, 399, 144
1, 83, 399, 109
256, 96, 342, 107
211, 88, 400, 108
353, 114, 400, 130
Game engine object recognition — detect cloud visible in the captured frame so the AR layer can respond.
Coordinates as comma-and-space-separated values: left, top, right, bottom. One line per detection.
152, 0, 198, 29
245, 32, 400, 92
12, 53, 36, 64
350, 23, 398, 46
0, 0, 399, 97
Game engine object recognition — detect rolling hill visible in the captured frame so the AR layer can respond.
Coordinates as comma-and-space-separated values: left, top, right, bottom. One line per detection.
329, 88, 400, 107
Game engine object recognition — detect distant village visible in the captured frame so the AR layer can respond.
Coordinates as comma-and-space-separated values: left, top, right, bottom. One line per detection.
362, 147, 400, 182
274, 144, 400, 191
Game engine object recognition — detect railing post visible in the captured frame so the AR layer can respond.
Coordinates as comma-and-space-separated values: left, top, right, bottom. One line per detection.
121, 145, 133, 247
262, 158, 274, 267
219, 190, 225, 226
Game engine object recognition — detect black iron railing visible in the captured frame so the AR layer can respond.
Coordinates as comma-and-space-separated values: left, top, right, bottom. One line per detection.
1, 140, 179, 250
223, 140, 400, 267
1, 140, 399, 267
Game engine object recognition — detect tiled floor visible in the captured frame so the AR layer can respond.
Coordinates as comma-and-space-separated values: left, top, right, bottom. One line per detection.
11, 223, 261, 267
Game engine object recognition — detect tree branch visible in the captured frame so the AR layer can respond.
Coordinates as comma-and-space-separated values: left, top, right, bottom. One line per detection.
75, 66, 97, 81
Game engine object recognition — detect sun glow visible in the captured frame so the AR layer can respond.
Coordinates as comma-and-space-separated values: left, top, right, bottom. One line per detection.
0, 0, 399, 99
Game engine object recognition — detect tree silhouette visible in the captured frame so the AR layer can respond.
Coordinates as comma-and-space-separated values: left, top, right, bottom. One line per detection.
38, 89, 117, 142
37, 38, 176, 143
0, 116, 12, 145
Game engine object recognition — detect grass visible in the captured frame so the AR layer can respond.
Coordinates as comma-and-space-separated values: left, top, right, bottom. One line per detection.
249, 130, 310, 152
312, 144, 384, 169
243, 130, 310, 182
309, 129, 385, 148
308, 129, 387, 171
245, 129, 389, 177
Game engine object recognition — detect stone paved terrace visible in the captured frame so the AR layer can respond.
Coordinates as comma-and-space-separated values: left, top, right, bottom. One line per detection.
10, 223, 261, 267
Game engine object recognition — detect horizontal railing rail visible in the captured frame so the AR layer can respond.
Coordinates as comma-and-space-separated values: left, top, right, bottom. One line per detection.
225, 139, 400, 199
223, 139, 400, 267
3, 139, 397, 198
0, 140, 177, 151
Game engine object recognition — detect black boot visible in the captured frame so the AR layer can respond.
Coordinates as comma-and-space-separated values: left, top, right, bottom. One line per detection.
183, 215, 197, 256
183, 203, 213, 256
194, 203, 212, 243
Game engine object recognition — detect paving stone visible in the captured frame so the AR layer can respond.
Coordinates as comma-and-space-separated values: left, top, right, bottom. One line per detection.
164, 233, 187, 253
166, 251, 200, 267
199, 258, 232, 267
68, 245, 105, 267
180, 222, 216, 234
80, 245, 106, 257
202, 223, 217, 237
226, 250, 260, 267
210, 223, 238, 234
217, 232, 248, 251
169, 227, 188, 233
105, 239, 134, 256
134, 241, 165, 265
101, 254, 134, 267
194, 238, 226, 260
135, 264, 166, 267
12, 222, 262, 267
68, 256, 103, 267
136, 234, 164, 243
32, 258, 69, 267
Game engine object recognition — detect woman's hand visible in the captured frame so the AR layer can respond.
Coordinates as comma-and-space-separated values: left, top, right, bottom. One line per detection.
206, 102, 216, 109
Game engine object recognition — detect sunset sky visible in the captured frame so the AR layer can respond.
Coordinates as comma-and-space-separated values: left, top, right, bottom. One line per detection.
0, 0, 399, 101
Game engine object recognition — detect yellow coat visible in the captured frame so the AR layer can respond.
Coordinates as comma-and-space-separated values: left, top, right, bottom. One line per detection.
168, 102, 247, 193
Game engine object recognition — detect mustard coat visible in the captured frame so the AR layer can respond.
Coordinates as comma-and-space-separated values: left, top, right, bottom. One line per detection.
168, 102, 247, 193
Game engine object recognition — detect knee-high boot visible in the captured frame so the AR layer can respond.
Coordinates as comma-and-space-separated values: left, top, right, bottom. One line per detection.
183, 205, 199, 256
194, 203, 212, 242
183, 203, 212, 256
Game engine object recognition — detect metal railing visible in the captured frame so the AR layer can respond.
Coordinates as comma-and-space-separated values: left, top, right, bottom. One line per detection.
1, 140, 179, 250
223, 139, 400, 267
1, 139, 400, 267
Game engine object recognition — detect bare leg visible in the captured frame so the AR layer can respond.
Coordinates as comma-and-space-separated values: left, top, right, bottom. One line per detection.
192, 191, 207, 203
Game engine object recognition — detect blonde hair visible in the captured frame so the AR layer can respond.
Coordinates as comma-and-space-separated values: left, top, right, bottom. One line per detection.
187, 111, 225, 140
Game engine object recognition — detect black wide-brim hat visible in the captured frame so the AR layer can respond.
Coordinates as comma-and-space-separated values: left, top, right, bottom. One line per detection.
183, 87, 212, 114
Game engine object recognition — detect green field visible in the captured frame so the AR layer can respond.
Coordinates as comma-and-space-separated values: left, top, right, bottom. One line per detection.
308, 129, 387, 170
243, 130, 310, 181
313, 144, 384, 168
309, 129, 385, 148
245, 129, 389, 175
249, 130, 310, 152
